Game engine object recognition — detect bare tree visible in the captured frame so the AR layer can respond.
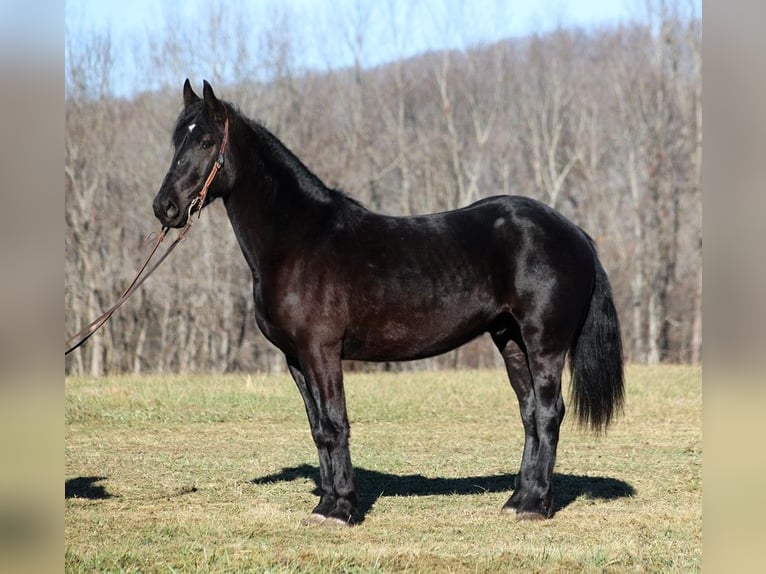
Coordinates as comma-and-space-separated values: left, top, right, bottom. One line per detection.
513, 29, 584, 210
65, 1, 701, 373
609, 1, 700, 364
65, 28, 118, 376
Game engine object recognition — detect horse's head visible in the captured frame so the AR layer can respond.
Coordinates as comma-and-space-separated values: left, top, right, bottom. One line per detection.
153, 79, 233, 228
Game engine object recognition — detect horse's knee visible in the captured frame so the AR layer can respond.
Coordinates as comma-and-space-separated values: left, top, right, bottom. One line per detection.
312, 417, 349, 450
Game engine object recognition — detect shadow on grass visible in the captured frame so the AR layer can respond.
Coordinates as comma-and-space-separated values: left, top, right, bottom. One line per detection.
65, 476, 113, 499
252, 464, 635, 522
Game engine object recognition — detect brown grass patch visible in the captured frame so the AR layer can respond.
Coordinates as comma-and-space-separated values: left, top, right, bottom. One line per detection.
66, 365, 701, 572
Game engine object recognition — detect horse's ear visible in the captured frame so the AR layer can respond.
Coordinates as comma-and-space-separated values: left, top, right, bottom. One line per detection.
183, 79, 200, 108
202, 79, 227, 124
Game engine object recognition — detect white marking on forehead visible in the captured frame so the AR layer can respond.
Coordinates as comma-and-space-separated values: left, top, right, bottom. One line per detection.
188, 123, 196, 133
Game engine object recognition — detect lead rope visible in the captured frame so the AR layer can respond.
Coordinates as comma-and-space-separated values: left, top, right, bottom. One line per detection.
64, 115, 229, 356
65, 224, 188, 355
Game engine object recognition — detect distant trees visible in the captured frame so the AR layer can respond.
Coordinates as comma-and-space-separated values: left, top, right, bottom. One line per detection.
65, 1, 701, 375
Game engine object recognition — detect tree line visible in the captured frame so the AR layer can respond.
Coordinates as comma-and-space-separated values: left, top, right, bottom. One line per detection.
65, 2, 701, 375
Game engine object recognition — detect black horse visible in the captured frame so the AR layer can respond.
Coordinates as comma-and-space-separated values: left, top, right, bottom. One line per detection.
153, 80, 624, 526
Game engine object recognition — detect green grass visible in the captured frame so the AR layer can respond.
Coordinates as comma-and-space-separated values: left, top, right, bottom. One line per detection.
66, 365, 701, 572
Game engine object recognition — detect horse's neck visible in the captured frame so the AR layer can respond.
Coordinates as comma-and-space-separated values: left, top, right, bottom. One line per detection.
223, 124, 333, 275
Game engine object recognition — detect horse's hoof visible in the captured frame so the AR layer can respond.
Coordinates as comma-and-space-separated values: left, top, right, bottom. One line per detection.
301, 513, 328, 526
502, 504, 552, 520
321, 516, 352, 528
515, 510, 548, 521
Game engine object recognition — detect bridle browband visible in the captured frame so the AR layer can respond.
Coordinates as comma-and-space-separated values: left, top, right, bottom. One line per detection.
65, 115, 230, 356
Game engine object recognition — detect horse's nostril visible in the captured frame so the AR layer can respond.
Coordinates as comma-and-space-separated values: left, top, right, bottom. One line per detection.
163, 199, 179, 219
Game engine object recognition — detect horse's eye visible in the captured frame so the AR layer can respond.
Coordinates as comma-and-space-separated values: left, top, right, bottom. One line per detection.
200, 140, 213, 149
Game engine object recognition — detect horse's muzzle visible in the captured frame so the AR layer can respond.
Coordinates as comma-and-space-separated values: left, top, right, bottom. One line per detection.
153, 192, 186, 228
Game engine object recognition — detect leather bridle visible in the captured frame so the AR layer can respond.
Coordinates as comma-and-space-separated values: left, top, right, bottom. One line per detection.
65, 116, 230, 356
191, 116, 230, 219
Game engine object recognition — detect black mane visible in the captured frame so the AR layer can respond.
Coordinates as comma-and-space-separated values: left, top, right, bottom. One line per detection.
239, 109, 365, 211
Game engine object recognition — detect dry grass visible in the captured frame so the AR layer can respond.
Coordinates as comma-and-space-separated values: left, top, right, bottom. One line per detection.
65, 365, 701, 572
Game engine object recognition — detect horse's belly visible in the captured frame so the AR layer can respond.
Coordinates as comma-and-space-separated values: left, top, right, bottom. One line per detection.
342, 305, 492, 362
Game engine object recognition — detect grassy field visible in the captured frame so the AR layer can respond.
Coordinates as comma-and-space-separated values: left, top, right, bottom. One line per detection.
65, 365, 701, 573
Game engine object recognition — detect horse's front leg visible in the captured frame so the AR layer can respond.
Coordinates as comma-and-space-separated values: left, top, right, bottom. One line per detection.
286, 357, 336, 522
288, 344, 357, 526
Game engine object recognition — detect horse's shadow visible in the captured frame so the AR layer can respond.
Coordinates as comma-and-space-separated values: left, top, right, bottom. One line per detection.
65, 476, 113, 499
252, 464, 635, 522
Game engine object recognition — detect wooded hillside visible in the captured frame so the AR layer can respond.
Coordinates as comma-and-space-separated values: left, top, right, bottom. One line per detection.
65, 3, 701, 375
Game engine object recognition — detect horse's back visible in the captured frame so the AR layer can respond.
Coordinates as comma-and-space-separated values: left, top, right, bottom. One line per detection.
330, 195, 595, 361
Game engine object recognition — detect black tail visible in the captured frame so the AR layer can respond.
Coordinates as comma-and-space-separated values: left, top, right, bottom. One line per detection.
569, 257, 625, 432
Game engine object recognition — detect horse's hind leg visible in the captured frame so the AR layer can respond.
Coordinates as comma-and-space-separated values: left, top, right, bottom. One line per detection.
491, 331, 539, 514
493, 326, 566, 519
287, 345, 357, 526
521, 349, 566, 519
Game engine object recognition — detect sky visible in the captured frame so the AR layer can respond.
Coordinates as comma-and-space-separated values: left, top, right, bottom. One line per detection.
65, 0, 700, 98
67, 0, 637, 36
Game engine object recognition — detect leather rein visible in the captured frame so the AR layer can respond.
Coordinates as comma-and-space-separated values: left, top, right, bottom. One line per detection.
65, 116, 230, 356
